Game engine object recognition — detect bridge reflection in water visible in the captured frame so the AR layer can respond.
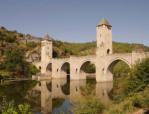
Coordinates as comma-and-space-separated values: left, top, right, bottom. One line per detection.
29, 77, 113, 114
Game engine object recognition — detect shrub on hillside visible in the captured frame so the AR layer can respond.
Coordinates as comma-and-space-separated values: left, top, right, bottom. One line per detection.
26, 41, 37, 49
0, 97, 32, 114
0, 45, 39, 78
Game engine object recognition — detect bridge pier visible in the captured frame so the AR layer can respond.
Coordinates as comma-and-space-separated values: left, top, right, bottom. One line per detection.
96, 57, 113, 82
52, 71, 67, 79
70, 63, 86, 80
96, 70, 113, 82
70, 72, 86, 80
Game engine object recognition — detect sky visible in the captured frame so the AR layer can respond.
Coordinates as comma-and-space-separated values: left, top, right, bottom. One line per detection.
0, 0, 149, 45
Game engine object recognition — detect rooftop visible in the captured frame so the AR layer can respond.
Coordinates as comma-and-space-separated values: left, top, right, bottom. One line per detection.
97, 18, 111, 27
44, 34, 52, 41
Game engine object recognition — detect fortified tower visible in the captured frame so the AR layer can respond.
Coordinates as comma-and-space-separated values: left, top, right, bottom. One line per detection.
41, 34, 52, 73
96, 18, 113, 82
96, 18, 112, 57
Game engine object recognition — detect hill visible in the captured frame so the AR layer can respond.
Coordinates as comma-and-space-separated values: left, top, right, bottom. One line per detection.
52, 40, 149, 58
1, 26, 149, 61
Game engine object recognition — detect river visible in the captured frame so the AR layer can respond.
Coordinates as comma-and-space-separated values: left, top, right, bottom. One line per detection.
0, 78, 113, 114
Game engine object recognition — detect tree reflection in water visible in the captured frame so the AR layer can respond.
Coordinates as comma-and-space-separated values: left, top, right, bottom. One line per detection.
0, 78, 113, 113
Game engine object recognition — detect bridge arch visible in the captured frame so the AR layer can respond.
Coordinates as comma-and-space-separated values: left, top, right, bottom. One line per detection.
79, 60, 96, 74
60, 80, 70, 95
46, 82, 52, 92
46, 63, 52, 76
46, 63, 52, 72
105, 57, 131, 77
60, 62, 70, 78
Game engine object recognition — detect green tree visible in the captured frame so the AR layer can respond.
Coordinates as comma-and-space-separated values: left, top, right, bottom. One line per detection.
111, 58, 149, 102
126, 58, 149, 94
3, 45, 39, 78
0, 97, 32, 114
26, 41, 37, 49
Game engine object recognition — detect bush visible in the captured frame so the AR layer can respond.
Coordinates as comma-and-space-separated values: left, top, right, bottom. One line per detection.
111, 58, 149, 101
0, 97, 32, 114
106, 99, 135, 114
2, 45, 39, 78
29, 64, 40, 75
85, 63, 96, 73
26, 41, 37, 49
113, 61, 130, 77
132, 94, 147, 108
109, 58, 149, 113
126, 58, 149, 94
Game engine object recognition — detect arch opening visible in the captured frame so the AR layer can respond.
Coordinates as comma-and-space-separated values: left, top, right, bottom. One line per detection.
80, 61, 96, 79
61, 80, 70, 95
107, 59, 130, 78
61, 62, 70, 79
46, 63, 52, 72
46, 82, 52, 92
46, 63, 52, 76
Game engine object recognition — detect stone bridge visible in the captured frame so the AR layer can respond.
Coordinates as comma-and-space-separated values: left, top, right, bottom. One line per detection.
52, 55, 96, 79
33, 18, 149, 82
34, 51, 149, 82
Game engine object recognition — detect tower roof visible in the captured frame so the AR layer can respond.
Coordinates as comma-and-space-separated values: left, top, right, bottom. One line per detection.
97, 18, 112, 27
43, 34, 52, 41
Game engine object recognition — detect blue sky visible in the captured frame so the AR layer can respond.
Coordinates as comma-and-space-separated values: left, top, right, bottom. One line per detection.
0, 0, 149, 45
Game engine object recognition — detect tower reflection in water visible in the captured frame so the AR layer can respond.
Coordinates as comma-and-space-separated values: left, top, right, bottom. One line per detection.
30, 78, 113, 114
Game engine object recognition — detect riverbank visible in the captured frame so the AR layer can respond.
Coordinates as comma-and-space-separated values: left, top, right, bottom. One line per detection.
0, 78, 32, 83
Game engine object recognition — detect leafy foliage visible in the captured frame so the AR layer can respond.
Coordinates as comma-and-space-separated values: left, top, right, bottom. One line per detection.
0, 27, 39, 79
26, 41, 37, 49
84, 63, 96, 73
53, 40, 96, 57
0, 97, 32, 114
108, 58, 149, 113
112, 61, 130, 77
0, 45, 39, 78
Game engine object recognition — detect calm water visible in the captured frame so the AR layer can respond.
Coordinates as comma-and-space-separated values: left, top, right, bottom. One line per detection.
0, 78, 113, 114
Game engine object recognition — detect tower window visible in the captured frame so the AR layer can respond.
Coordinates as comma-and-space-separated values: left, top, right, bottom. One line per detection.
107, 49, 110, 54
